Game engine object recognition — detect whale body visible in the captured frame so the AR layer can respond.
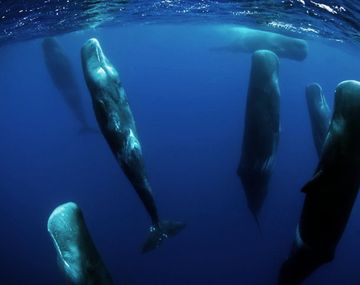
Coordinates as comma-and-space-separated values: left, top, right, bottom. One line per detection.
212, 26, 308, 61
237, 50, 280, 223
81, 38, 185, 253
278, 80, 360, 285
42, 37, 94, 132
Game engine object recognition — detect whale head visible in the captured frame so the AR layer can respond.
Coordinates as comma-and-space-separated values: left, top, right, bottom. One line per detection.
285, 38, 308, 61
81, 38, 120, 96
48, 202, 87, 284
47, 202, 114, 285
327, 80, 360, 159
306, 83, 325, 108
250, 50, 279, 91
334, 80, 360, 123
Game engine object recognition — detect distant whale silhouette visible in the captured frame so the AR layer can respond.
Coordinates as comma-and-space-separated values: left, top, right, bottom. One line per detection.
42, 37, 95, 133
305, 83, 331, 157
237, 50, 280, 224
212, 26, 308, 61
278, 80, 360, 285
81, 38, 185, 253
48, 202, 114, 285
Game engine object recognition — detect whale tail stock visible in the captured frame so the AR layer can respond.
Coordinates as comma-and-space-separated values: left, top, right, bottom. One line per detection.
142, 220, 186, 253
252, 212, 263, 236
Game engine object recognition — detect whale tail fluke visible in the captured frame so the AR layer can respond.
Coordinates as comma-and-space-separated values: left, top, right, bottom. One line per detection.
142, 220, 186, 253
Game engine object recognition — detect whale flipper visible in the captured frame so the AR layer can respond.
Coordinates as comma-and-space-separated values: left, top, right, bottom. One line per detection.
142, 221, 185, 253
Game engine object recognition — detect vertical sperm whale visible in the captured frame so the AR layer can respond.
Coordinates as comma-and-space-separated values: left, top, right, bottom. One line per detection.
48, 202, 114, 285
81, 38, 185, 253
42, 37, 93, 132
278, 80, 360, 285
237, 49, 280, 224
305, 83, 331, 156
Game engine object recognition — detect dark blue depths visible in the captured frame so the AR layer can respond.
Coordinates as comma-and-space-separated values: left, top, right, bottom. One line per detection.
0, 25, 359, 285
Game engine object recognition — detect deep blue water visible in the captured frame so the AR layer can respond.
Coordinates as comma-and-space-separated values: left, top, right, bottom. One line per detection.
1, 2, 360, 285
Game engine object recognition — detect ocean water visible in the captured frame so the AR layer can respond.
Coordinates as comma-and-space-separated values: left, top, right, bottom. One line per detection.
1, 1, 360, 285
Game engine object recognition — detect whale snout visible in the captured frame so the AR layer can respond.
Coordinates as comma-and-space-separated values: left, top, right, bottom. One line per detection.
84, 38, 101, 54
291, 39, 308, 61
42, 37, 58, 50
81, 38, 119, 86
252, 50, 279, 79
306, 83, 323, 103
47, 202, 81, 244
87, 38, 100, 47
334, 80, 360, 119
47, 202, 115, 285
82, 38, 104, 66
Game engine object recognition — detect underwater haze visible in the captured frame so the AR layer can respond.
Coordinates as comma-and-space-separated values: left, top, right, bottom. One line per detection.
1, 1, 360, 285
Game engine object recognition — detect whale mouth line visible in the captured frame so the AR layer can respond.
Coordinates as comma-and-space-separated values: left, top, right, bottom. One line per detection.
47, 202, 77, 271
86, 38, 106, 69
49, 230, 71, 269
95, 43, 104, 67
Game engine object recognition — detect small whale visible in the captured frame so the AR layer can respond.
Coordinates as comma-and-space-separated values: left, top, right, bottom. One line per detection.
278, 80, 360, 285
42, 37, 96, 133
81, 38, 185, 253
47, 202, 114, 285
305, 83, 331, 157
237, 50, 280, 224
211, 26, 308, 61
